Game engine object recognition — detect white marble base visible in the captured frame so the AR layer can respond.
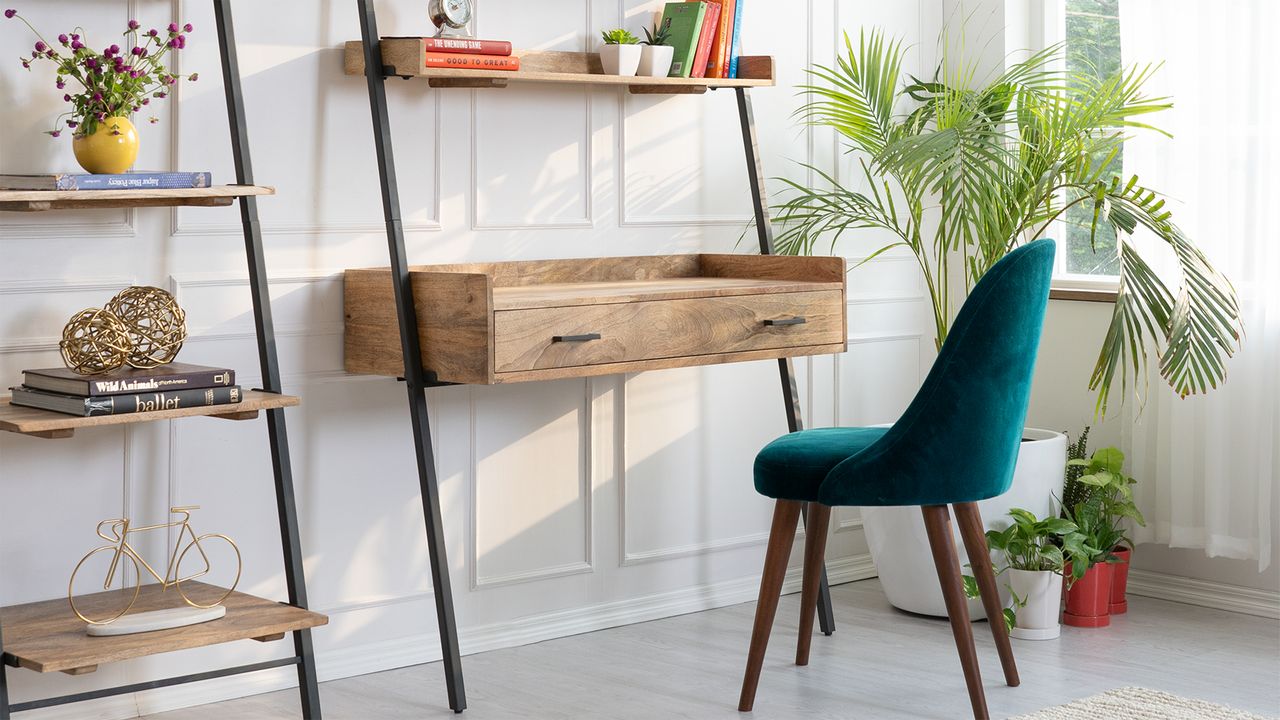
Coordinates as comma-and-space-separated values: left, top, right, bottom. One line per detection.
87, 605, 226, 636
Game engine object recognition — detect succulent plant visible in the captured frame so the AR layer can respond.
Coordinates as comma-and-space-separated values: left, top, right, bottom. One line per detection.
599, 28, 639, 45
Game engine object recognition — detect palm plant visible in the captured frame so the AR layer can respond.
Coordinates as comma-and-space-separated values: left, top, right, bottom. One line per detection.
772, 29, 1242, 416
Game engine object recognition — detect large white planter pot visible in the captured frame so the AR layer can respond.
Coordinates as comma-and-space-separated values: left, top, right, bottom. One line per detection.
862, 427, 1066, 618
1007, 568, 1063, 640
598, 44, 642, 76
638, 44, 674, 77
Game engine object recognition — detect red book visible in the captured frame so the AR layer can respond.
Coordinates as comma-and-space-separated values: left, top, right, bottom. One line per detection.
420, 52, 521, 72
690, 1, 721, 79
420, 37, 513, 56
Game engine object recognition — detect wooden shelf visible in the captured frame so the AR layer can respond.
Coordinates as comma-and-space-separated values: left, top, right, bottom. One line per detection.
0, 582, 327, 675
0, 390, 299, 439
0, 185, 274, 213
344, 41, 774, 94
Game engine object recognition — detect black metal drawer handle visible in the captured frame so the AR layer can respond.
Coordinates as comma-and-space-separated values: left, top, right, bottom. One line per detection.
763, 316, 807, 327
552, 333, 602, 343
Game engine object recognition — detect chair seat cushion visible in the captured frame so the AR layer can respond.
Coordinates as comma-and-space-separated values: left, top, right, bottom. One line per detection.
753, 427, 890, 501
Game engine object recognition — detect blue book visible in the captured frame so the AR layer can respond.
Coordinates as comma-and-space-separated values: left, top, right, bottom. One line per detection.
727, 0, 744, 78
0, 171, 212, 191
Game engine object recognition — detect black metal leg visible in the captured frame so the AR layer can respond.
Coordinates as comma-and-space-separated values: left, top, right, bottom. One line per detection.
357, 0, 466, 712
1, 631, 11, 720
214, 2, 322, 716
737, 88, 835, 636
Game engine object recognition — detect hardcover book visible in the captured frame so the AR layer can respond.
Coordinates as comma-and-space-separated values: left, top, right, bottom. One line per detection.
22, 363, 235, 397
420, 37, 513, 56
711, 0, 736, 78
727, 0, 744, 78
0, 172, 212, 191
9, 385, 242, 417
661, 1, 708, 78
690, 1, 721, 79
421, 51, 521, 72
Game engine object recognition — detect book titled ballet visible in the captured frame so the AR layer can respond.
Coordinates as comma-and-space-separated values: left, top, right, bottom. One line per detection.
421, 51, 520, 72
0, 171, 212, 191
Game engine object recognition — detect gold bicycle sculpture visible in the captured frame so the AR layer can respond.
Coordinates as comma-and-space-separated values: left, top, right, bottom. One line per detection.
69, 506, 241, 625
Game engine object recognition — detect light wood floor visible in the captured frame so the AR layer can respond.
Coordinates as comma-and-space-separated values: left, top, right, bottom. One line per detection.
146, 578, 1280, 719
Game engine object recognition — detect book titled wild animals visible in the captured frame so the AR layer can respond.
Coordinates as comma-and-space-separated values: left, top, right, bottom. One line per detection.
21, 362, 235, 397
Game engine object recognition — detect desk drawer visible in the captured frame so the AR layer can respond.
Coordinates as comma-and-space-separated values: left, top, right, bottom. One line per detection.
494, 290, 843, 373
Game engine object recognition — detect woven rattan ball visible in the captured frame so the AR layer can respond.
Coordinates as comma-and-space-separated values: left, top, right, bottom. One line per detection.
60, 308, 132, 375
105, 286, 188, 368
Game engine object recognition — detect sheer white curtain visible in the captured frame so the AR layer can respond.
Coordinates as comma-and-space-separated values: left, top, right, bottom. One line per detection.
1119, 0, 1278, 570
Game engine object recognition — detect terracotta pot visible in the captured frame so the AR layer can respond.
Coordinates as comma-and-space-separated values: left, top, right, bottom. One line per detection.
72, 117, 139, 174
1110, 546, 1132, 614
1063, 561, 1113, 628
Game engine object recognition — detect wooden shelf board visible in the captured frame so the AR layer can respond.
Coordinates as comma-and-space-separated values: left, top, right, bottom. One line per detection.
0, 390, 299, 438
0, 582, 327, 674
493, 277, 845, 310
344, 41, 774, 93
493, 342, 848, 384
0, 185, 274, 213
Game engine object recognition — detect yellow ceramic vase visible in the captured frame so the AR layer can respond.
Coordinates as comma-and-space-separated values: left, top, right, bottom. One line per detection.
72, 117, 139, 175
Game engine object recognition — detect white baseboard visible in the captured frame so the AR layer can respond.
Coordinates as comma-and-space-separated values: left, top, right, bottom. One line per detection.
1125, 569, 1280, 620
19, 554, 877, 720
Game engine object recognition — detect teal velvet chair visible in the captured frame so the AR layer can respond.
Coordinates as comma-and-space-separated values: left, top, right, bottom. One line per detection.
737, 239, 1056, 720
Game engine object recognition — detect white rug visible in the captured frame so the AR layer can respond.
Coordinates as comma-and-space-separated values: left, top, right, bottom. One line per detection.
1011, 687, 1276, 720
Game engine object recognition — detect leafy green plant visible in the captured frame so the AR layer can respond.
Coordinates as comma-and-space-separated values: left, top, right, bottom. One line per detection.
1062, 426, 1094, 510
642, 22, 670, 46
771, 28, 1242, 416
600, 28, 639, 45
1067, 446, 1146, 546
962, 507, 1092, 631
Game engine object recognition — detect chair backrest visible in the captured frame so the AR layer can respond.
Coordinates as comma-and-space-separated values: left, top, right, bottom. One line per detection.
821, 239, 1056, 506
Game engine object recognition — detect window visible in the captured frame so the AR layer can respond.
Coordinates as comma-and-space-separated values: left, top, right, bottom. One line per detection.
1039, 0, 1124, 287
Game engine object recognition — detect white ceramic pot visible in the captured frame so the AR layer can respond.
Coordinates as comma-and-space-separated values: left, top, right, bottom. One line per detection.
862, 427, 1067, 618
599, 44, 642, 76
1007, 568, 1063, 640
638, 44, 674, 77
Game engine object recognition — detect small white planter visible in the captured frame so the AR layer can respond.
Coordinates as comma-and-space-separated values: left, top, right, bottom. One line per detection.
599, 44, 642, 76
1007, 568, 1063, 640
638, 44, 674, 77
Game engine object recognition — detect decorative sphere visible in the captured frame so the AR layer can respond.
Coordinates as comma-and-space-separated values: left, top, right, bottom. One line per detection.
60, 308, 132, 375
105, 286, 187, 368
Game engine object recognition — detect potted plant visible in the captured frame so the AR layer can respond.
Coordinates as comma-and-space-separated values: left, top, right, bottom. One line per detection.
1061, 495, 1122, 627
4, 9, 197, 174
638, 22, 673, 77
598, 28, 641, 77
1065, 445, 1146, 615
772, 27, 1240, 618
964, 508, 1089, 640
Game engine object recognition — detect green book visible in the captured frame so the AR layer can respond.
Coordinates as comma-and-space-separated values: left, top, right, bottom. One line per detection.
660, 2, 708, 78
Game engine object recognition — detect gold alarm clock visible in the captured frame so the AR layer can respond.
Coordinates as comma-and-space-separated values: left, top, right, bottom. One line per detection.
429, 0, 473, 37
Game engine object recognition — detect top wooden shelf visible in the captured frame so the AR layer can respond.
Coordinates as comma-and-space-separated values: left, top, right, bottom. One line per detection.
0, 185, 274, 213
344, 40, 774, 94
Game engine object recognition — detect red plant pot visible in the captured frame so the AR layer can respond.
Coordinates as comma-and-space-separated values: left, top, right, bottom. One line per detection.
1063, 562, 1113, 628
1110, 547, 1132, 614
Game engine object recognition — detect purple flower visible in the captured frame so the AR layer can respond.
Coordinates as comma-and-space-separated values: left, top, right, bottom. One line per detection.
66, 120, 77, 127
34, 41, 46, 52
56, 77, 65, 88
167, 22, 178, 33
175, 35, 185, 49
95, 111, 105, 120
130, 69, 140, 78
62, 93, 71, 101
148, 116, 159, 124
92, 91, 102, 101
70, 40, 83, 50
147, 28, 158, 37
183, 22, 193, 32
188, 72, 198, 82
128, 19, 140, 30
154, 91, 167, 98
84, 57, 97, 69
3, 9, 16, 19
20, 58, 30, 69
58, 33, 68, 45
140, 98, 149, 105
48, 129, 61, 137
108, 44, 119, 55
70, 33, 79, 40
131, 46, 143, 56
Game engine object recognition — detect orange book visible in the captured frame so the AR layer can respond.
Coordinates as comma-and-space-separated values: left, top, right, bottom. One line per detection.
420, 51, 520, 72
692, 0, 734, 78
689, 1, 720, 79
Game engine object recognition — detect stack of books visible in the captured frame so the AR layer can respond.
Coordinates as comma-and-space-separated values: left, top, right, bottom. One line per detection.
661, 0, 746, 79
9, 363, 241, 417
418, 37, 520, 72
0, 171, 213, 191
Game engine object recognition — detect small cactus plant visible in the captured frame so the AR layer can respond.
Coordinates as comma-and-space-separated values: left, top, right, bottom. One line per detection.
600, 28, 639, 45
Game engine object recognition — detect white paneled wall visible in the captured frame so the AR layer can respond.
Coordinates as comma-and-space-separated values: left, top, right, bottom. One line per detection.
0, 1, 937, 716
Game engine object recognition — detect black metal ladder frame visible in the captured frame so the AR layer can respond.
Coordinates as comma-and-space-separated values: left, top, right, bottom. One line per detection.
0, 2, 321, 717
355, 3, 833, 712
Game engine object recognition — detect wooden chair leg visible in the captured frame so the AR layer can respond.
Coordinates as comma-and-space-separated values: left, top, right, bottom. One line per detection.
796, 502, 831, 666
922, 505, 988, 720
738, 500, 802, 712
954, 502, 1020, 687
